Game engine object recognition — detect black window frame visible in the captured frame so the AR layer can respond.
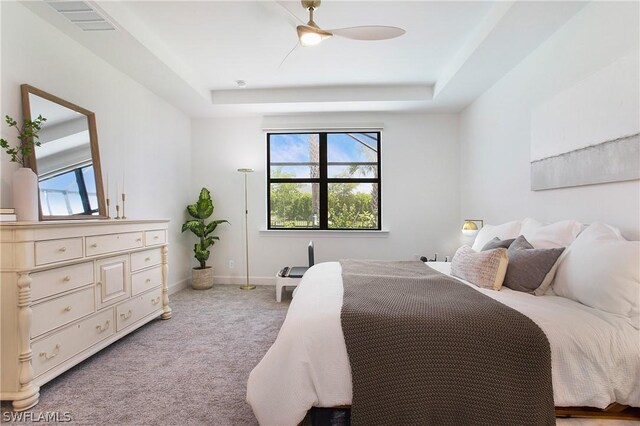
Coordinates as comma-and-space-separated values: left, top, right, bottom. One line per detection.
267, 131, 382, 231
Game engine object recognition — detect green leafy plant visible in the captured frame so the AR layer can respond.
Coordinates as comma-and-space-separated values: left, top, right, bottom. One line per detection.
0, 114, 47, 166
181, 188, 229, 269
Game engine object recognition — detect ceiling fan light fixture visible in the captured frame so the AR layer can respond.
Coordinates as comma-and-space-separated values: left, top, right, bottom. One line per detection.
300, 31, 322, 46
297, 25, 331, 47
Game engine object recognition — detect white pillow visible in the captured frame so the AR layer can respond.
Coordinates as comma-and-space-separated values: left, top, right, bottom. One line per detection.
519, 217, 583, 296
472, 220, 522, 252
553, 223, 640, 329
520, 217, 583, 249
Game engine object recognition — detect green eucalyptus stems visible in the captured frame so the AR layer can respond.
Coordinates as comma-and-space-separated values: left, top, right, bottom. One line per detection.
181, 188, 230, 269
0, 114, 47, 166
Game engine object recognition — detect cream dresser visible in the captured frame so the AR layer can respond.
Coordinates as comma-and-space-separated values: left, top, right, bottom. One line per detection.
0, 219, 171, 411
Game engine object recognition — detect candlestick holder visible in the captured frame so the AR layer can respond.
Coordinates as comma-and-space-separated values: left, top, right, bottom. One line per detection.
121, 193, 127, 220
106, 198, 111, 219
115, 204, 121, 220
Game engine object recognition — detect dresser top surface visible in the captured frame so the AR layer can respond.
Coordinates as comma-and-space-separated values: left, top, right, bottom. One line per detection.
0, 219, 170, 229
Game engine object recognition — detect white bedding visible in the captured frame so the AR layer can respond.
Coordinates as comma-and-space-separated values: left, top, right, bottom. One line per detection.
247, 262, 640, 426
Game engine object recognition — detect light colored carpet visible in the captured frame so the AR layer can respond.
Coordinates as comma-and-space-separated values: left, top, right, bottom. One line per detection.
1, 285, 291, 425
2, 285, 636, 425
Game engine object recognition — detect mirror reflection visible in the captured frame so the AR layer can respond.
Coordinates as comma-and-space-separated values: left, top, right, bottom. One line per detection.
22, 85, 106, 219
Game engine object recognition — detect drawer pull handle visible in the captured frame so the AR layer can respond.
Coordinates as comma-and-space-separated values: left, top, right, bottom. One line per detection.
151, 297, 161, 305
96, 320, 110, 333
58, 247, 67, 253
64, 306, 72, 312
145, 257, 151, 262
120, 310, 132, 320
153, 236, 159, 240
146, 278, 152, 283
39, 344, 60, 360
62, 276, 71, 282
90, 243, 98, 248
136, 238, 142, 242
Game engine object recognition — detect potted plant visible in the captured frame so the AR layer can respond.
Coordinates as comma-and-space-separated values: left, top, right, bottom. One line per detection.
0, 114, 47, 221
181, 188, 229, 290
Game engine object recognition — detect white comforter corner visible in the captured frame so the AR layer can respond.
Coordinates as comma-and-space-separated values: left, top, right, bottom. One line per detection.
247, 262, 640, 426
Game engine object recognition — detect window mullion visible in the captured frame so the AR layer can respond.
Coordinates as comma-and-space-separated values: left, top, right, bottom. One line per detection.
319, 133, 328, 230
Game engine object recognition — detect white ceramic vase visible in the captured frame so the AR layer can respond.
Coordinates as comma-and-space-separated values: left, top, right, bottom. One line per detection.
12, 167, 39, 221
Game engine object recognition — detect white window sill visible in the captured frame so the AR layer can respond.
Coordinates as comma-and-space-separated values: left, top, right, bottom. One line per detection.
259, 229, 390, 238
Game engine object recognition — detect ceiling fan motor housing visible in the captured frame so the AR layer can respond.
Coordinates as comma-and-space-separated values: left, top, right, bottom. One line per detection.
302, 0, 321, 10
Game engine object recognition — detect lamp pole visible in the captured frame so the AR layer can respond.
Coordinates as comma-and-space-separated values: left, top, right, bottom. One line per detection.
238, 168, 255, 290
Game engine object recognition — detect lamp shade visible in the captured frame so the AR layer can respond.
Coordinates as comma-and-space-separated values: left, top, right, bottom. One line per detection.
461, 220, 482, 237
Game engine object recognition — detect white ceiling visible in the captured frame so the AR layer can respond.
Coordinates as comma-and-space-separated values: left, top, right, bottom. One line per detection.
24, 1, 588, 117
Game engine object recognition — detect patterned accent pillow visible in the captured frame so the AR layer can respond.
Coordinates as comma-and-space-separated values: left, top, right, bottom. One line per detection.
481, 237, 515, 251
451, 246, 509, 291
503, 235, 565, 294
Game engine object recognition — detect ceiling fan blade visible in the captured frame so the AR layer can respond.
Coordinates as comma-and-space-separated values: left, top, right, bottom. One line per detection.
274, 1, 306, 26
279, 40, 300, 68
329, 26, 406, 41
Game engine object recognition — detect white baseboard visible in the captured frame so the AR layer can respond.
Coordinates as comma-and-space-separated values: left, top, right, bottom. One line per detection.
214, 275, 276, 286
168, 278, 190, 295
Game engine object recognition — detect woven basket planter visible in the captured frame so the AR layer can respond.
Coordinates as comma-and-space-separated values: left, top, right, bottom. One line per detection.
192, 267, 213, 290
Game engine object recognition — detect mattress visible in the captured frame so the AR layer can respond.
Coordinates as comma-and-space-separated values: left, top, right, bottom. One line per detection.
247, 261, 640, 426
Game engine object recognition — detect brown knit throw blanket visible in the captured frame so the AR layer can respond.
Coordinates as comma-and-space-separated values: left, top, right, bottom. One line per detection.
340, 260, 555, 426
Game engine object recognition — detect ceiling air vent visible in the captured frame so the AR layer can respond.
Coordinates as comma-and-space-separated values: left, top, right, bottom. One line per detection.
46, 1, 116, 31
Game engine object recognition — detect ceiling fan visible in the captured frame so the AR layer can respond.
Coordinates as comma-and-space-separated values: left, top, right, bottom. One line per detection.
291, 0, 406, 47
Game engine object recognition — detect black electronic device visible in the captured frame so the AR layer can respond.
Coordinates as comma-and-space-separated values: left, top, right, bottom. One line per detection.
287, 267, 307, 278
279, 266, 290, 277
420, 253, 443, 263
284, 241, 315, 278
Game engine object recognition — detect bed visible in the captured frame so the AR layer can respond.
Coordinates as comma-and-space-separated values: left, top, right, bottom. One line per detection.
247, 221, 640, 425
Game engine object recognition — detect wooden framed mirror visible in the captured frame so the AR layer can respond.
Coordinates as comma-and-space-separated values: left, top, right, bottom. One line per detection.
21, 84, 106, 220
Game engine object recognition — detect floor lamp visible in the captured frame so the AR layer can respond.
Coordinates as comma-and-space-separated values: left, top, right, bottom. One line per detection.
238, 168, 256, 290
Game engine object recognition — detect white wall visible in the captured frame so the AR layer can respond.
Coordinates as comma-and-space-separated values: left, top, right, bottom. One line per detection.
460, 1, 640, 239
0, 3, 193, 290
191, 113, 460, 283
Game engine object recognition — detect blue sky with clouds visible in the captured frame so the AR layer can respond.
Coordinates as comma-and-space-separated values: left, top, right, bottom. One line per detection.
270, 133, 377, 178
39, 166, 97, 215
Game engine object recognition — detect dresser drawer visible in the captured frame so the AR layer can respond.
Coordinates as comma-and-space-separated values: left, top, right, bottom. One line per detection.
145, 230, 166, 246
132, 266, 162, 295
35, 238, 83, 266
131, 248, 162, 272
116, 288, 162, 332
31, 308, 114, 377
31, 262, 94, 301
31, 287, 95, 338
86, 232, 144, 257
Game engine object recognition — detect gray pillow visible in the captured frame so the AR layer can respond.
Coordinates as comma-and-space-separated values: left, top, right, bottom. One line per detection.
481, 237, 515, 251
503, 235, 565, 294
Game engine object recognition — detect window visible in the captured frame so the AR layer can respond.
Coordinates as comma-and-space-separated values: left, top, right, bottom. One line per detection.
267, 132, 381, 230
39, 164, 99, 216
